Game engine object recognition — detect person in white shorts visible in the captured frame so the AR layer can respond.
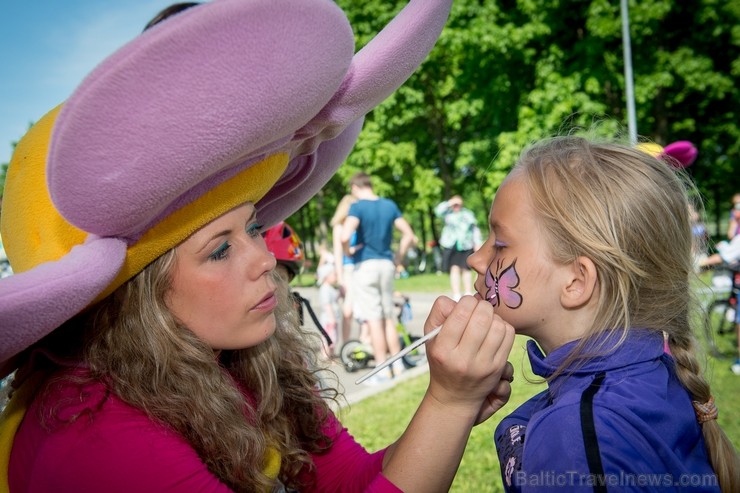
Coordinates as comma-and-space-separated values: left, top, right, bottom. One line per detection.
341, 172, 415, 384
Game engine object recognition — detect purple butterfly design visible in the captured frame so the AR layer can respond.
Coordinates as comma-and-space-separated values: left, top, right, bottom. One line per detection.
484, 258, 522, 309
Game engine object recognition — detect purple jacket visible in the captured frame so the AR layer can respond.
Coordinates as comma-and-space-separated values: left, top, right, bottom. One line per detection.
495, 330, 719, 492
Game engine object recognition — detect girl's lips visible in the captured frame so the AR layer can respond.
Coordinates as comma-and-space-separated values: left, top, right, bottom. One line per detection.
252, 292, 277, 311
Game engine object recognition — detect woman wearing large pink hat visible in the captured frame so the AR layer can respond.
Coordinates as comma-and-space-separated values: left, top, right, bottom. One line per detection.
0, 1, 515, 491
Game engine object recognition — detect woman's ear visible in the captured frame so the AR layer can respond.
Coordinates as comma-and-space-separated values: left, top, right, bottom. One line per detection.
561, 256, 598, 309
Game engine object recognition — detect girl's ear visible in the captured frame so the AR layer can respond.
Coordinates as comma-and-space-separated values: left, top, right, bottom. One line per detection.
561, 256, 598, 309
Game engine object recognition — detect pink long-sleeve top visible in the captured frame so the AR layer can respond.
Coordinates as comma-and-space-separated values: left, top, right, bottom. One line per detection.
8, 373, 400, 492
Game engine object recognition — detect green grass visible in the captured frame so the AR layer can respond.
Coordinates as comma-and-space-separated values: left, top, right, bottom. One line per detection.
394, 272, 455, 293
339, 334, 740, 492
294, 270, 455, 293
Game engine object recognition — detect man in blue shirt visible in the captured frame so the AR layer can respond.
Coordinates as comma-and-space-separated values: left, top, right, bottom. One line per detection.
341, 172, 415, 384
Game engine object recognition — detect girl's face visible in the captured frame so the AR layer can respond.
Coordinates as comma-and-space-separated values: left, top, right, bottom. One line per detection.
166, 203, 278, 351
467, 175, 573, 347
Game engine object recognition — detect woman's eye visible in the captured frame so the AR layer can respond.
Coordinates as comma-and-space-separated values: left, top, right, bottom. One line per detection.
209, 242, 231, 261
494, 241, 506, 251
246, 223, 263, 238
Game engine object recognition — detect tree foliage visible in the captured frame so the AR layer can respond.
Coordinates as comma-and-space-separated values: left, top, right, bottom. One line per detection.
290, 0, 739, 261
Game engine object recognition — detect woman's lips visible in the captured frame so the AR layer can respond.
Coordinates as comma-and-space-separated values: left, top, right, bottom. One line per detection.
252, 292, 277, 311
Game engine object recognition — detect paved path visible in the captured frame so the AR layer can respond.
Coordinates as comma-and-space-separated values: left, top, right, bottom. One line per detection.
293, 286, 443, 406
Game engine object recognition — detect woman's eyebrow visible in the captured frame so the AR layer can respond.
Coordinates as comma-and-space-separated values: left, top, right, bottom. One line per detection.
196, 229, 231, 254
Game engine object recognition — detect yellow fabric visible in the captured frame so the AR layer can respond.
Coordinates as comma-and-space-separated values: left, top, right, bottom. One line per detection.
1, 105, 87, 274
263, 446, 282, 483
0, 373, 46, 493
635, 142, 664, 157
0, 104, 289, 302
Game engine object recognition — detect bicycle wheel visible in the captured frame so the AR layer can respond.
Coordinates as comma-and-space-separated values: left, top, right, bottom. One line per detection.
400, 335, 427, 368
340, 340, 372, 372
705, 300, 730, 358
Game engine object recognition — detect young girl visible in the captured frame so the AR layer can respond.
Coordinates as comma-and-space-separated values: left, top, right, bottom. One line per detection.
467, 136, 740, 492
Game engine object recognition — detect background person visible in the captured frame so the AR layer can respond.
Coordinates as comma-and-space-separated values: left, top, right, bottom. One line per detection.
263, 221, 336, 353
341, 172, 416, 384
689, 203, 709, 270
330, 194, 363, 347
316, 263, 340, 359
435, 195, 480, 300
467, 136, 739, 492
726, 193, 740, 240
697, 232, 740, 376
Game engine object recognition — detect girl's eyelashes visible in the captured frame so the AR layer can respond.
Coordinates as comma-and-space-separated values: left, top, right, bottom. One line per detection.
494, 240, 507, 251
209, 241, 231, 261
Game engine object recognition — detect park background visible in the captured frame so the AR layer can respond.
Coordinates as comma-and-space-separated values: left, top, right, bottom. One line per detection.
288, 0, 740, 259
1, 1, 738, 491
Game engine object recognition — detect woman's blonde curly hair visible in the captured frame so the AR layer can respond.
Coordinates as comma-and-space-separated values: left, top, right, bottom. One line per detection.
29, 247, 337, 492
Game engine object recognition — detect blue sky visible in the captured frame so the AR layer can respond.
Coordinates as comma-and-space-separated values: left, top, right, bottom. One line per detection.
0, 1, 178, 166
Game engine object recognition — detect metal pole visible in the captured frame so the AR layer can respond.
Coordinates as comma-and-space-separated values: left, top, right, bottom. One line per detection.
621, 0, 637, 145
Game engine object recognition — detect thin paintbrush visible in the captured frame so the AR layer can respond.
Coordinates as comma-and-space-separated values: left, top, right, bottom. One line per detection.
355, 325, 442, 384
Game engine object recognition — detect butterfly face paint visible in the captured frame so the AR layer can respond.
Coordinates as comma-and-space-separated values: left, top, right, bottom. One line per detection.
484, 258, 523, 309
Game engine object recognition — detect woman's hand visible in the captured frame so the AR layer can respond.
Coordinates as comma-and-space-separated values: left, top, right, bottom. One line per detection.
381, 295, 515, 493
424, 295, 515, 424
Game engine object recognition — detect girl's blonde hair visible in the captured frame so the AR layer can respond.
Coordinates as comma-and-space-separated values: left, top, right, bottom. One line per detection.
30, 248, 336, 491
513, 135, 739, 492
330, 194, 356, 227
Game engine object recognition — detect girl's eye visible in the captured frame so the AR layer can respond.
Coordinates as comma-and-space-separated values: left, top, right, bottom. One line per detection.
246, 223, 263, 238
494, 241, 506, 251
209, 242, 231, 261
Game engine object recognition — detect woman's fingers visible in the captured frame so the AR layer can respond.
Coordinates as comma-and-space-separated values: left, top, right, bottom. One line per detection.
424, 295, 458, 335
424, 295, 516, 413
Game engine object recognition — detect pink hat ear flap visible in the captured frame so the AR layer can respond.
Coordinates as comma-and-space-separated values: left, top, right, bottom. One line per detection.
0, 236, 127, 365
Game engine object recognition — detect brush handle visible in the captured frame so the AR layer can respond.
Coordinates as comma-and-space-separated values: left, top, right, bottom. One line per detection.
355, 325, 442, 384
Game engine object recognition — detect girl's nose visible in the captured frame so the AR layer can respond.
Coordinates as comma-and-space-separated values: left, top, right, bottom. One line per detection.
467, 247, 486, 275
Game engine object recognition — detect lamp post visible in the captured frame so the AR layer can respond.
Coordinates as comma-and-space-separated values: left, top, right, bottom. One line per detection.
621, 0, 637, 145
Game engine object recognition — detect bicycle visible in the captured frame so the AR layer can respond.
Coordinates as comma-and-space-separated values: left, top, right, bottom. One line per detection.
703, 262, 740, 358
339, 295, 427, 372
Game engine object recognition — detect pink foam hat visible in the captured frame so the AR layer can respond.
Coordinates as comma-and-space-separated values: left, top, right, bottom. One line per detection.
0, 0, 453, 372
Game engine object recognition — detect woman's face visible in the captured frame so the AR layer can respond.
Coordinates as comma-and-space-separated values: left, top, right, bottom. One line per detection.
166, 203, 278, 350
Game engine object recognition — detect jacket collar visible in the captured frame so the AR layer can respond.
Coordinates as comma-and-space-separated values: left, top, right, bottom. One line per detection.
527, 329, 665, 380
